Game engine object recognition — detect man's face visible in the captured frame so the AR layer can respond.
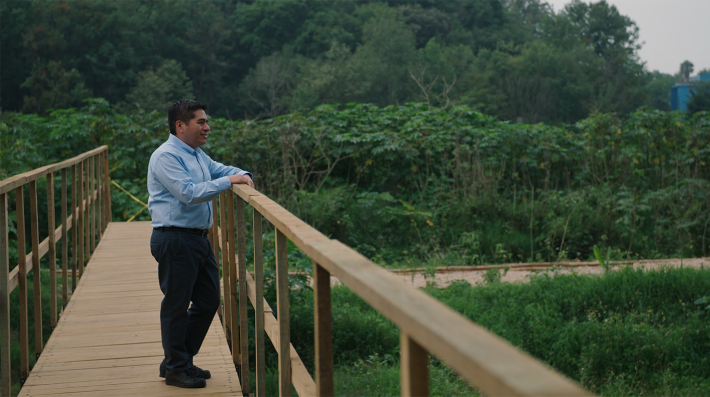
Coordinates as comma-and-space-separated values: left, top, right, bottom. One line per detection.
176, 109, 210, 149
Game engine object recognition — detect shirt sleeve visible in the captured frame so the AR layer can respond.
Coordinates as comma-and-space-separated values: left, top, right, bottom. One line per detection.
208, 157, 253, 181
152, 152, 231, 205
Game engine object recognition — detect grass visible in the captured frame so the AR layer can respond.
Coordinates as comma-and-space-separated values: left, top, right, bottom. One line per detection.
268, 265, 710, 396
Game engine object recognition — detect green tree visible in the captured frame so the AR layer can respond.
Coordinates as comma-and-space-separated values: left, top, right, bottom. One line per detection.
238, 49, 300, 119
20, 60, 91, 114
352, 5, 417, 106
644, 71, 674, 111
679, 60, 694, 82
409, 38, 473, 108
687, 82, 710, 114
123, 59, 195, 113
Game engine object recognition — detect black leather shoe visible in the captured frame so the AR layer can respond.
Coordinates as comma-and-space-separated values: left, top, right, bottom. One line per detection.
160, 359, 211, 379
187, 365, 212, 379
165, 368, 206, 388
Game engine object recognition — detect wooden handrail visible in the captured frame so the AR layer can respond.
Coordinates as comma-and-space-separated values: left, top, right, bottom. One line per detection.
0, 146, 107, 195
7, 189, 98, 292
0, 147, 111, 397
222, 184, 591, 397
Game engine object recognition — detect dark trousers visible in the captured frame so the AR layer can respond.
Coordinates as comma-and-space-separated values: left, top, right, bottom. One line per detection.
150, 228, 220, 372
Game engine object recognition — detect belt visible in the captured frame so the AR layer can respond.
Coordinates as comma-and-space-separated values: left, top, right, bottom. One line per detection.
155, 226, 209, 238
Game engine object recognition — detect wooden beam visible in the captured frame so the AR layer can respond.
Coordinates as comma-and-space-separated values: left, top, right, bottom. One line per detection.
219, 192, 231, 342
236, 197, 250, 394
0, 193, 10, 397
0, 146, 107, 195
401, 331, 428, 397
71, 164, 77, 292
253, 210, 266, 397
29, 180, 43, 357
226, 190, 239, 366
275, 229, 290, 397
78, 161, 84, 277
232, 185, 589, 397
46, 172, 57, 328
16, 187, 29, 380
61, 168, 68, 307
103, 149, 111, 226
314, 262, 333, 396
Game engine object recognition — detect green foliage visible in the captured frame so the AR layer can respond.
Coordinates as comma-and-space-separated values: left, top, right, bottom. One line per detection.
688, 82, 710, 114
4, 101, 710, 265
274, 267, 710, 395
1, 0, 674, 124
123, 59, 194, 113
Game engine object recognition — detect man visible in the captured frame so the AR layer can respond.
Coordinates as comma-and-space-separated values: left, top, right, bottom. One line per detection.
148, 99, 254, 388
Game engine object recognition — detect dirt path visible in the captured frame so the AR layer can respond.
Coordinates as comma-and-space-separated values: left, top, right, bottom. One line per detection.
330, 257, 710, 289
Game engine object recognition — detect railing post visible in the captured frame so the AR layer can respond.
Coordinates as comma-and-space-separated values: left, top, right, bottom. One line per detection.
253, 210, 265, 397
29, 180, 43, 358
103, 149, 112, 226
219, 192, 231, 341
78, 161, 85, 277
226, 190, 239, 367
210, 198, 218, 261
400, 332, 428, 397
72, 164, 78, 290
88, 157, 95, 257
83, 159, 90, 264
97, 154, 103, 240
91, 155, 96, 251
275, 229, 291, 397
46, 172, 57, 329
314, 261, 334, 396
236, 196, 250, 394
16, 187, 28, 381
0, 192, 10, 397
61, 168, 68, 307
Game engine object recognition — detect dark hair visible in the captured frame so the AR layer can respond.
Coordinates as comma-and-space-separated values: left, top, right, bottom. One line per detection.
168, 99, 208, 135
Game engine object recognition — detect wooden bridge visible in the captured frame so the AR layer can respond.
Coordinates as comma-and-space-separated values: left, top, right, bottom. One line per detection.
0, 147, 591, 396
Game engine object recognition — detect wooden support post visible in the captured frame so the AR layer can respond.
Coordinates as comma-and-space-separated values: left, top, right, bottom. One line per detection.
219, 192, 231, 341
97, 155, 103, 240
0, 193, 10, 397
29, 180, 43, 357
314, 262, 334, 396
46, 173, 57, 328
226, 190, 239, 366
71, 164, 78, 290
275, 229, 291, 397
103, 150, 111, 226
236, 197, 250, 395
61, 168, 68, 307
78, 161, 84, 277
253, 210, 265, 397
89, 157, 95, 255
210, 198, 218, 260
81, 159, 91, 262
16, 187, 28, 380
400, 332, 429, 397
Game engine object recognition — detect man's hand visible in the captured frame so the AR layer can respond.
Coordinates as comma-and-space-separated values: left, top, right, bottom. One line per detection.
229, 174, 254, 189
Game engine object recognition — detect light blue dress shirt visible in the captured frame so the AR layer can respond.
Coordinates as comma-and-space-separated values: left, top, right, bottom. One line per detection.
147, 134, 252, 230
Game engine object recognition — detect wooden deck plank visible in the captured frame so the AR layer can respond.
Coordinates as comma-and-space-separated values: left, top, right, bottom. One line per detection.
19, 221, 242, 396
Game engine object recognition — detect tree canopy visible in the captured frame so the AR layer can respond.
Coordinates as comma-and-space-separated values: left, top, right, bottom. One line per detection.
0, 0, 689, 122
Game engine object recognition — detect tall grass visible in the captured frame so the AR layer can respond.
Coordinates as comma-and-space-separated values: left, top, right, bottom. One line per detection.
273, 266, 710, 396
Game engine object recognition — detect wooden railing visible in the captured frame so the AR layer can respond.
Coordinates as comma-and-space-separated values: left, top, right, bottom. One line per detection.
0, 147, 111, 397
212, 185, 592, 397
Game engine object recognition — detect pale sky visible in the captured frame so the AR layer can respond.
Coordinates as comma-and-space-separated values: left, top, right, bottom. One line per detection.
546, 0, 710, 75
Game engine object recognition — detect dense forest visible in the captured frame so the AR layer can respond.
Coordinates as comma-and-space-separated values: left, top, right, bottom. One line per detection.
2, 0, 707, 124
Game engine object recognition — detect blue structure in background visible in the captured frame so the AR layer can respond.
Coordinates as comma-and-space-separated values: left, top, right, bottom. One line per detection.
672, 73, 710, 111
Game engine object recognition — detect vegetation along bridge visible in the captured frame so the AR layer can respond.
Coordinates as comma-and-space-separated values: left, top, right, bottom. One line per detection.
0, 147, 591, 396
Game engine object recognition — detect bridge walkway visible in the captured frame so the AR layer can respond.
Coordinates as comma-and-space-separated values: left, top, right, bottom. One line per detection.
18, 222, 242, 397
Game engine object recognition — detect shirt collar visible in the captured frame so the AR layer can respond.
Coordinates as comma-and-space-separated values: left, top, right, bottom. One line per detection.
167, 133, 201, 155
